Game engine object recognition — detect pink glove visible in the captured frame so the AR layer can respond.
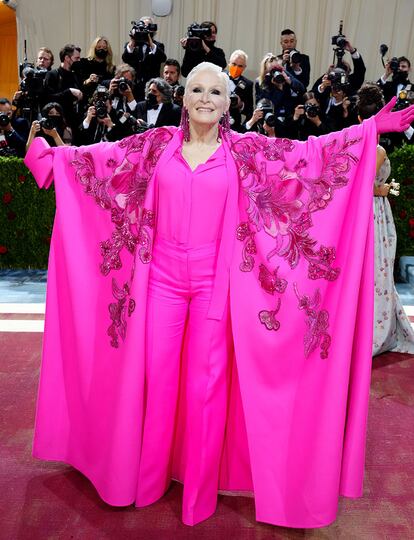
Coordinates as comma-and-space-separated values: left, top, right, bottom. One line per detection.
375, 96, 414, 134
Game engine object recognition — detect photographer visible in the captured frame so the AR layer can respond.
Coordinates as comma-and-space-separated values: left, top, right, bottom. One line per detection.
108, 64, 139, 115
78, 87, 121, 145
377, 56, 412, 102
255, 53, 305, 135
377, 56, 413, 149
280, 28, 311, 90
285, 92, 330, 140
74, 37, 116, 102
244, 99, 279, 137
312, 38, 366, 97
13, 47, 54, 124
225, 50, 254, 133
43, 44, 83, 138
0, 98, 29, 157
180, 21, 227, 78
122, 16, 167, 101
26, 102, 71, 152
135, 78, 181, 128
312, 67, 357, 132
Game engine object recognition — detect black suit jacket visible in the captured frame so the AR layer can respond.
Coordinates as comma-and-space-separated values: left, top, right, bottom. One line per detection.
135, 101, 181, 127
122, 41, 166, 82
377, 76, 413, 103
181, 44, 227, 78
43, 67, 83, 131
122, 41, 167, 102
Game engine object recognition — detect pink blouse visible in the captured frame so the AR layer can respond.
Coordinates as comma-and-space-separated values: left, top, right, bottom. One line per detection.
155, 143, 228, 247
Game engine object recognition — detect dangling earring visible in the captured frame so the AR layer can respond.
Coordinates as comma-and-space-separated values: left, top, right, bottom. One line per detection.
180, 107, 190, 142
221, 110, 231, 133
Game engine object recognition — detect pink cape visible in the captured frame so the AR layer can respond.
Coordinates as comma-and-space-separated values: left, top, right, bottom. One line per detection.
24, 120, 377, 528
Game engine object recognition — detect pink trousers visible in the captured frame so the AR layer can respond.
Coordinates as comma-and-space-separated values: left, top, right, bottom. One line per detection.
135, 238, 232, 525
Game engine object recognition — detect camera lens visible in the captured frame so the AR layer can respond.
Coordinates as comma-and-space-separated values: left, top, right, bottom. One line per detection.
304, 104, 320, 118
118, 79, 128, 92
273, 73, 285, 84
289, 51, 301, 64
264, 112, 275, 127
0, 113, 11, 127
40, 117, 55, 130
94, 100, 107, 119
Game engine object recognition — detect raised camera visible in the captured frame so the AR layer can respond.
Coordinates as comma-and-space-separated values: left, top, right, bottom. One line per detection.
266, 68, 285, 85
40, 116, 57, 130
304, 103, 320, 117
117, 77, 131, 92
0, 112, 11, 127
94, 100, 108, 119
20, 67, 47, 95
130, 20, 157, 44
389, 57, 400, 73
186, 23, 212, 51
289, 50, 302, 64
264, 112, 275, 127
230, 93, 239, 108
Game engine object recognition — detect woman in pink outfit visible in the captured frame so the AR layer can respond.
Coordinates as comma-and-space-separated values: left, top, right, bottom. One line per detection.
24, 63, 414, 528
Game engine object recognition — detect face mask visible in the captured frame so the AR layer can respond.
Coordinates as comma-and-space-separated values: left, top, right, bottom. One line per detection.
394, 70, 408, 83
229, 65, 243, 79
146, 92, 158, 109
95, 49, 108, 59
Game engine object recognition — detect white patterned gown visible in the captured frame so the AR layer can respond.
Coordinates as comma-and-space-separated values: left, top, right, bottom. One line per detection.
373, 149, 414, 356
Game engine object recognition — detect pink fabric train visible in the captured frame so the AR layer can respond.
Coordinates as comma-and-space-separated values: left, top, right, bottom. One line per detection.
25, 119, 377, 528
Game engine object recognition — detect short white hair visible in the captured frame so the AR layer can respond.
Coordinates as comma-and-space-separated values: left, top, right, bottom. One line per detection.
229, 49, 248, 64
185, 62, 231, 97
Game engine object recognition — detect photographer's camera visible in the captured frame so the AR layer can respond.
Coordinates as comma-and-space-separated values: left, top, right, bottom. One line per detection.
129, 20, 157, 45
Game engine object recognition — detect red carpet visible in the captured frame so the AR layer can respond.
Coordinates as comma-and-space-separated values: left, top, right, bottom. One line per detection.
1, 331, 413, 540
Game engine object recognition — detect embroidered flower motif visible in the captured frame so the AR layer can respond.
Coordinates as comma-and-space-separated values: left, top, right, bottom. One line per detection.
258, 264, 287, 295
262, 137, 295, 161
293, 283, 331, 359
107, 279, 131, 348
303, 133, 361, 213
259, 298, 281, 331
236, 221, 257, 272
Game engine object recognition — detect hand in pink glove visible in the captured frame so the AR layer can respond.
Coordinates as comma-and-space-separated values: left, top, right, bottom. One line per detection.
375, 96, 414, 134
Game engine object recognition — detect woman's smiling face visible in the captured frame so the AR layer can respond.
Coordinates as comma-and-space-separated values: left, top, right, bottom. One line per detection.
184, 69, 229, 128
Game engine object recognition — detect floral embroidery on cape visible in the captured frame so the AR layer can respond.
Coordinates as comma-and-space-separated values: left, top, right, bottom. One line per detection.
231, 132, 360, 357
71, 129, 173, 347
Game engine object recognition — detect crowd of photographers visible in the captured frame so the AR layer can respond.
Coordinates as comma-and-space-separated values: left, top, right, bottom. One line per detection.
1, 17, 413, 158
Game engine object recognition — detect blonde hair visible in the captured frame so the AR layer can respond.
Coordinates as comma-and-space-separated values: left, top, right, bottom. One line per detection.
258, 52, 278, 86
185, 62, 231, 97
87, 36, 114, 73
